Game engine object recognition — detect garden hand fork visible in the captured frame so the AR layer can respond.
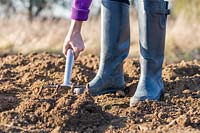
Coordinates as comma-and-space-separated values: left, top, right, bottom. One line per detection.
43, 49, 78, 89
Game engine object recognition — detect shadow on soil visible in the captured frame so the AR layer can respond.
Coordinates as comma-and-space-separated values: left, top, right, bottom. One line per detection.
62, 94, 126, 132
162, 65, 200, 130
164, 63, 200, 98
0, 90, 19, 112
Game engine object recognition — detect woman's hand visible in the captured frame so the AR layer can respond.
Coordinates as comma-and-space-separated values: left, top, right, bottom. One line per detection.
63, 20, 84, 60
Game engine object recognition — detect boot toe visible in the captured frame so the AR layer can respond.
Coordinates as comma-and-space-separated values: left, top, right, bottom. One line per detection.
129, 95, 148, 107
129, 92, 163, 107
130, 96, 140, 107
73, 87, 84, 95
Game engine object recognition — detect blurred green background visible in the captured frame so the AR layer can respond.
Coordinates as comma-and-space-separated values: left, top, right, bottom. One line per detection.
0, 0, 199, 63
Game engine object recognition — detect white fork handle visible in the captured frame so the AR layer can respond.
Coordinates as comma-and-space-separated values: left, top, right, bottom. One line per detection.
63, 49, 74, 86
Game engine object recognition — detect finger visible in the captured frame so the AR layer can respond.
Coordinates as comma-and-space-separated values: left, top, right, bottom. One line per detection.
73, 48, 79, 60
63, 42, 70, 56
70, 45, 79, 60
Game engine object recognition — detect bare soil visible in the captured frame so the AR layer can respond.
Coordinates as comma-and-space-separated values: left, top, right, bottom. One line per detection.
0, 53, 199, 133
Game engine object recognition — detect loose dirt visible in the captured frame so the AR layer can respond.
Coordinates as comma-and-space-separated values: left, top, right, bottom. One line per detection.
0, 53, 199, 132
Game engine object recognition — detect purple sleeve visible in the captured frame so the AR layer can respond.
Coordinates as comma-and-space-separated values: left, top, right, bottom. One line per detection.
71, 0, 92, 21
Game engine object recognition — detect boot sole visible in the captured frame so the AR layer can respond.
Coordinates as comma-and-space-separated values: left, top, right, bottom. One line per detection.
130, 90, 164, 107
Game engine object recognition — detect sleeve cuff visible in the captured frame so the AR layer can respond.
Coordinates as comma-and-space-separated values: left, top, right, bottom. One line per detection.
71, 7, 90, 21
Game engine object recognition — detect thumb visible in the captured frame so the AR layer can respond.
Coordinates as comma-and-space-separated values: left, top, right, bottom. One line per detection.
63, 42, 70, 56
70, 44, 79, 60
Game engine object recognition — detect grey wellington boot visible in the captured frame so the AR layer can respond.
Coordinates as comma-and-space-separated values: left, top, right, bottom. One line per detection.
74, 0, 130, 96
130, 0, 170, 106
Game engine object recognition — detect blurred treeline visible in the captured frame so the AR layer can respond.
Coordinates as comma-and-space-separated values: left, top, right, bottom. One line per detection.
0, 0, 73, 20
0, 0, 200, 62
0, 0, 101, 21
172, 0, 200, 23
0, 0, 200, 22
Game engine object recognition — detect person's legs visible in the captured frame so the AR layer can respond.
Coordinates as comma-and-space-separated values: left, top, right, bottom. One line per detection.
74, 0, 130, 95
130, 0, 170, 106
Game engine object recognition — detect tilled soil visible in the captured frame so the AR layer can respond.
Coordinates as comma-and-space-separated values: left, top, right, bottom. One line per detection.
0, 53, 199, 133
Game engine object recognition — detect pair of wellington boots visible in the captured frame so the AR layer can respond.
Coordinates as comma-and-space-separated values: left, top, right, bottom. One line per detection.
74, 0, 170, 106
